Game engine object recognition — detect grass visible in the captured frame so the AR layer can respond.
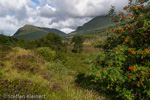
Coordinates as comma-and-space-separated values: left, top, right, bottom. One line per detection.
0, 45, 106, 100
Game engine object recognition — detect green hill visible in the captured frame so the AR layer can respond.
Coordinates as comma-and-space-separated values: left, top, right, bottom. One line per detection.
76, 16, 113, 31
68, 16, 114, 36
13, 25, 66, 40
68, 15, 131, 37
39, 27, 66, 36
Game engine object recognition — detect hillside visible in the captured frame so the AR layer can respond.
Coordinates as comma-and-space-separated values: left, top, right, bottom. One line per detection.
39, 27, 66, 36
68, 16, 114, 36
13, 25, 66, 40
76, 16, 112, 31
0, 38, 105, 99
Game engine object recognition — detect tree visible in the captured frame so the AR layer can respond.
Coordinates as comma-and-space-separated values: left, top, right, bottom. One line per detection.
91, 0, 150, 99
72, 36, 84, 53
35, 33, 63, 51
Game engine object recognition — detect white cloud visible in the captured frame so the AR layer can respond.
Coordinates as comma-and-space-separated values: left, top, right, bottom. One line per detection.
0, 0, 130, 35
61, 28, 74, 33
0, 15, 19, 35
45, 4, 56, 11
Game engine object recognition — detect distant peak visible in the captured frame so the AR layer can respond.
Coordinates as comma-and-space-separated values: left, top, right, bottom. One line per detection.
23, 24, 36, 27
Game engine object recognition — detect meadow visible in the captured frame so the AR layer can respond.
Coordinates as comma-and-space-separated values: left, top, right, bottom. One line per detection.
0, 43, 107, 100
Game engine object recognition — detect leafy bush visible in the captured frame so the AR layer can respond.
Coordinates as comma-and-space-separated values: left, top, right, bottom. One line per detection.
72, 36, 84, 53
35, 47, 56, 61
36, 33, 63, 51
91, 0, 150, 100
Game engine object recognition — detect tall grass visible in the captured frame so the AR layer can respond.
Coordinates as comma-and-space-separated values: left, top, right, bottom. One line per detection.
0, 46, 106, 100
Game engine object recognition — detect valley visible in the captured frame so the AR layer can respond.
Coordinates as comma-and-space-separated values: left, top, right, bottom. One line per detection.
0, 1, 150, 100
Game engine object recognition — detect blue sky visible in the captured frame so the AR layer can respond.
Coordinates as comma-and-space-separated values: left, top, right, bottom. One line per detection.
32, 0, 40, 5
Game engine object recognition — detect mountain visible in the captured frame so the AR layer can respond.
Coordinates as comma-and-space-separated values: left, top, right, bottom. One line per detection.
76, 16, 112, 31
39, 27, 66, 36
13, 25, 66, 40
68, 16, 115, 36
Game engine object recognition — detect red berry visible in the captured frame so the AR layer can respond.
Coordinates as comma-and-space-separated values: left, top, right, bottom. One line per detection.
124, 6, 128, 10
140, 1, 144, 4
125, 39, 128, 43
146, 51, 150, 54
145, 33, 148, 35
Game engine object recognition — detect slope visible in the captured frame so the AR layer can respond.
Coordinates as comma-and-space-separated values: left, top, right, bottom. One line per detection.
13, 25, 66, 40
68, 16, 114, 36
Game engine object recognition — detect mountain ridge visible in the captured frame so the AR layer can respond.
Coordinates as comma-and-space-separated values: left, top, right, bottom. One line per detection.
68, 16, 114, 36
13, 24, 66, 40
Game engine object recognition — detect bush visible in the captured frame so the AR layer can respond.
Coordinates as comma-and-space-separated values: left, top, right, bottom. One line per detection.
35, 47, 56, 61
91, 0, 150, 100
72, 36, 84, 53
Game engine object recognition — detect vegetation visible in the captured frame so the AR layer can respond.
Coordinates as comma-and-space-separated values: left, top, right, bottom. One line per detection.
76, 16, 113, 31
16, 33, 63, 51
0, 44, 105, 99
68, 16, 130, 36
0, 34, 17, 45
72, 36, 84, 53
0, 32, 105, 100
35, 47, 56, 61
89, 0, 150, 99
0, 0, 149, 100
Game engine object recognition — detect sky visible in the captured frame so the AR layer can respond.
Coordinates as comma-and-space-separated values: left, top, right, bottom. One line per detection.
0, 0, 129, 35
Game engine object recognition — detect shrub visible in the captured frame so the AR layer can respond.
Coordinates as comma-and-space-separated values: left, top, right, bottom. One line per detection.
91, 0, 150, 100
35, 47, 56, 61
72, 36, 84, 53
